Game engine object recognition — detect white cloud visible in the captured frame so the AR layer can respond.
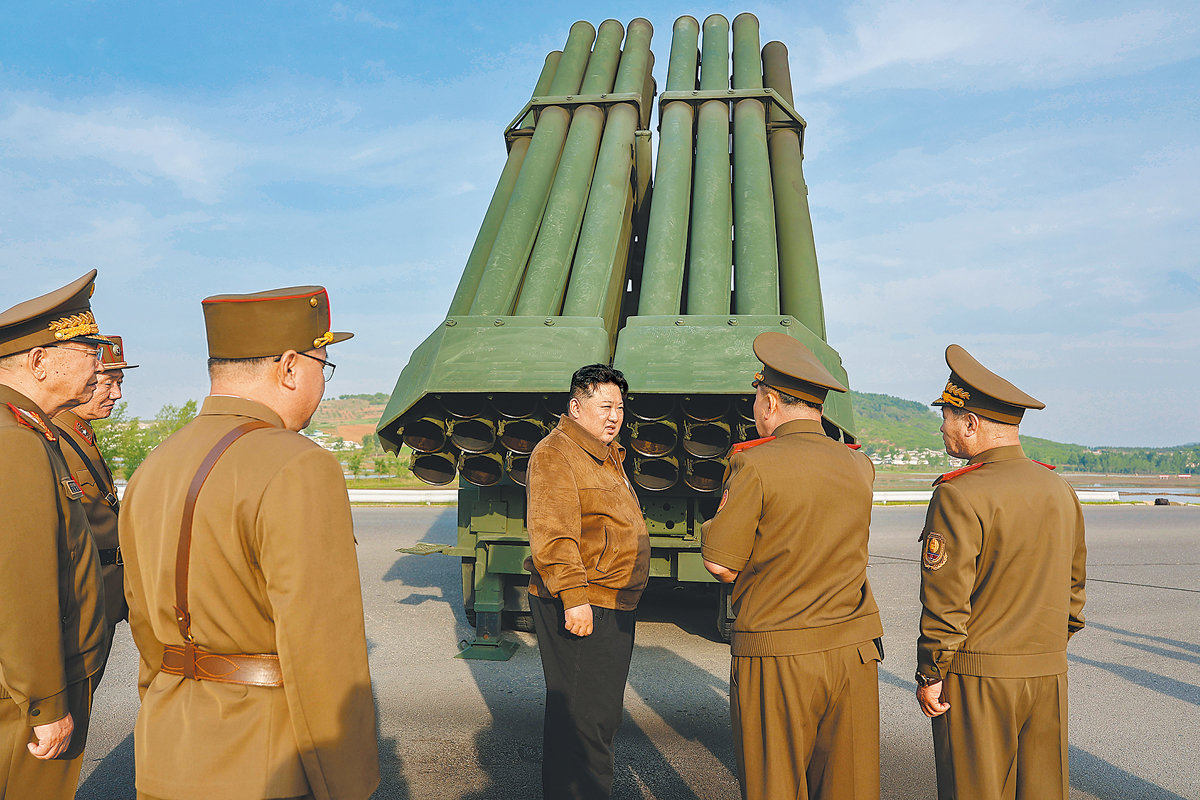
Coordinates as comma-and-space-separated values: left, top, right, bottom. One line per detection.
330, 3, 400, 30
758, 0, 1200, 92
0, 102, 241, 202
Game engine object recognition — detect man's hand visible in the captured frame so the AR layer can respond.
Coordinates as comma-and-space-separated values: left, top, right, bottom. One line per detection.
563, 603, 594, 637
28, 712, 73, 760
917, 682, 950, 718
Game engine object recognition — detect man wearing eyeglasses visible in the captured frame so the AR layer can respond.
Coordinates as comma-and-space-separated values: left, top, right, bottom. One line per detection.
53, 335, 139, 652
119, 285, 379, 800
0, 270, 112, 799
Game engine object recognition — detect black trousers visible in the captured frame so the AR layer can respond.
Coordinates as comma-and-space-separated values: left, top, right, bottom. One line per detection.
531, 596, 636, 800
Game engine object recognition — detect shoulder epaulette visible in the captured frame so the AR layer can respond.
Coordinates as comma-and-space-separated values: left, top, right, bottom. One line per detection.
1032, 459, 1057, 470
846, 443, 862, 450
5, 402, 56, 441
730, 436, 775, 455
932, 462, 984, 486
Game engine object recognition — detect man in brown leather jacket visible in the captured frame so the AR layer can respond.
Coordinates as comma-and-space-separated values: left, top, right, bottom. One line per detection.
525, 363, 650, 800
916, 344, 1087, 800
0, 271, 111, 799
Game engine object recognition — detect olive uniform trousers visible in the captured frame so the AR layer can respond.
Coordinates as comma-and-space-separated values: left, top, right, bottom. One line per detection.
0, 674, 96, 800
932, 673, 1069, 800
732, 640, 882, 800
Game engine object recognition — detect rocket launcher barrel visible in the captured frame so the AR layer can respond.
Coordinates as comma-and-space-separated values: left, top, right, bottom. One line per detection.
632, 455, 680, 492
506, 453, 531, 487
562, 18, 654, 326
513, 19, 624, 317
401, 416, 447, 454
449, 416, 497, 455
498, 417, 548, 455
686, 14, 734, 316
763, 41, 826, 338
628, 419, 678, 458
614, 12, 856, 446
681, 418, 732, 459
412, 450, 458, 486
459, 451, 504, 488
446, 52, 559, 316
469, 21, 596, 316
684, 457, 726, 493
638, 15, 699, 316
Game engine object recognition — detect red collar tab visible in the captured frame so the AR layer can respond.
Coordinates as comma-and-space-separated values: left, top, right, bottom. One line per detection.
1032, 459, 1057, 470
933, 462, 985, 486
74, 420, 95, 445
6, 403, 55, 441
846, 442, 862, 450
731, 436, 775, 455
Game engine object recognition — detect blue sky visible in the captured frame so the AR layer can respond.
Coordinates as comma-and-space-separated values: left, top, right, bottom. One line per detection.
2, 1, 1197, 446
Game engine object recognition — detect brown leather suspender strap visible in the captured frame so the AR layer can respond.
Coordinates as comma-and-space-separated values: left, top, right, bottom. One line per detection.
170, 420, 276, 685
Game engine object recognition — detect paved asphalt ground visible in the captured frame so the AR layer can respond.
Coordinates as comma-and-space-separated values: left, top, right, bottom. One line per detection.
77, 504, 1198, 799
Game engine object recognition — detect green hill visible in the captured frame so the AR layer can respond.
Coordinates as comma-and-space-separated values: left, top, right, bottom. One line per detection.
849, 391, 1200, 474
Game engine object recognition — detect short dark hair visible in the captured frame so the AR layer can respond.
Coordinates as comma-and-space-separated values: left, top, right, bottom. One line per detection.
766, 385, 822, 411
570, 363, 628, 403
207, 355, 275, 380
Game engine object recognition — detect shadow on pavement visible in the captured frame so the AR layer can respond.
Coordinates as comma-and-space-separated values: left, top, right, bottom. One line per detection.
1070, 744, 1190, 800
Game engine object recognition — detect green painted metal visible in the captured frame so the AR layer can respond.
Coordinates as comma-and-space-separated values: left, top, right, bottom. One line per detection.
468, 22, 595, 316
512, 21, 623, 316
686, 14, 733, 315
763, 41, 826, 338
731, 14, 779, 315
638, 15, 699, 316
561, 18, 653, 321
446, 50, 560, 316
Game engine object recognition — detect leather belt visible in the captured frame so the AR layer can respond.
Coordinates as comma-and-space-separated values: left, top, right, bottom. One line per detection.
98, 547, 122, 566
161, 644, 283, 687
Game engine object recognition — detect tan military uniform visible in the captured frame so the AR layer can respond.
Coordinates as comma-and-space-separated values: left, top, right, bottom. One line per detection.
703, 418, 884, 800
120, 395, 379, 800
918, 445, 1087, 800
54, 408, 127, 628
0, 386, 109, 799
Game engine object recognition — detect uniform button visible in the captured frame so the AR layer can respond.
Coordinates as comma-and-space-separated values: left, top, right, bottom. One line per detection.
31, 709, 40, 717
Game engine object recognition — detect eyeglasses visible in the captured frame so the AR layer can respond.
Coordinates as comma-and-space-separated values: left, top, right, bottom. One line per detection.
276, 351, 336, 382
52, 344, 102, 360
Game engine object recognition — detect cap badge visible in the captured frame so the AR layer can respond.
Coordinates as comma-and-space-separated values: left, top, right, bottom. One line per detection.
48, 311, 100, 341
922, 532, 948, 570
313, 331, 334, 349
939, 382, 970, 408
112, 343, 121, 356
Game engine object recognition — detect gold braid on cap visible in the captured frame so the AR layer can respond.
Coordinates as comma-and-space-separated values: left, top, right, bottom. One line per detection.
939, 382, 971, 408
48, 311, 100, 341
313, 331, 334, 349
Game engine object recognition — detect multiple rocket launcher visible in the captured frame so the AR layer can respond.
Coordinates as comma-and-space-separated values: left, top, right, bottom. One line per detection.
377, 13, 857, 648
378, 13, 856, 492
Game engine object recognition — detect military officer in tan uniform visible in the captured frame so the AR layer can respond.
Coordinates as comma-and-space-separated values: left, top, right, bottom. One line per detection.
0, 271, 111, 799
120, 286, 379, 800
703, 332, 884, 800
54, 335, 139, 637
916, 344, 1087, 800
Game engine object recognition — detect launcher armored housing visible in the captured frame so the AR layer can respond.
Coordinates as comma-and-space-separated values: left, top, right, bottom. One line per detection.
378, 14, 857, 659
